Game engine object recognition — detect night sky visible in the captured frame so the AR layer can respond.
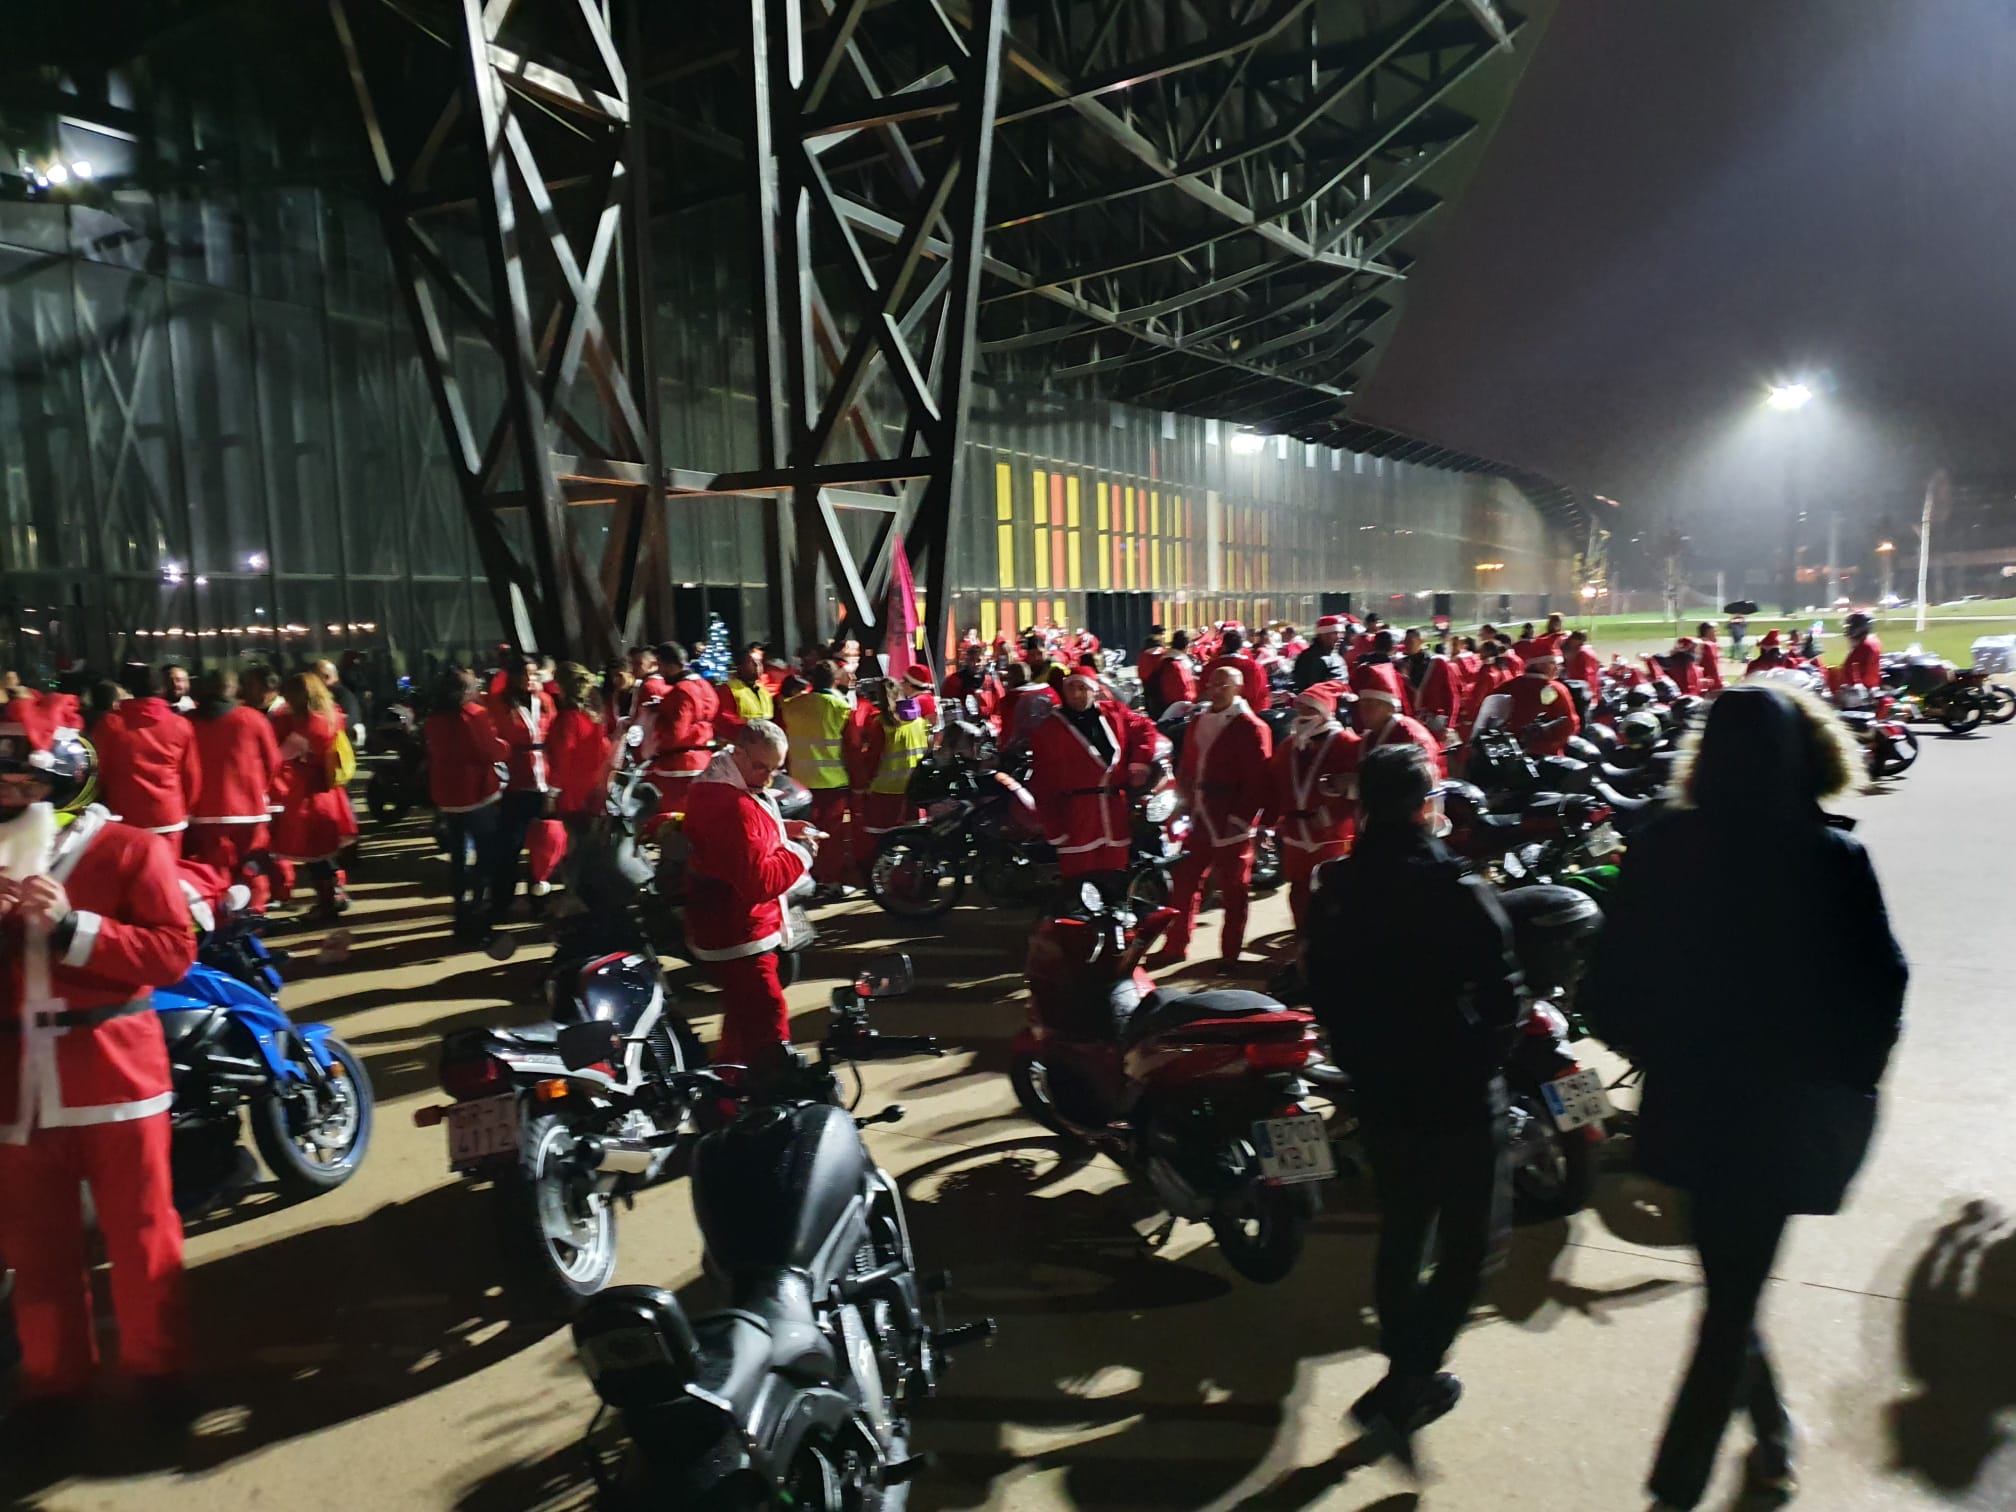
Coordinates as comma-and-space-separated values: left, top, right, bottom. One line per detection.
1360, 0, 2016, 583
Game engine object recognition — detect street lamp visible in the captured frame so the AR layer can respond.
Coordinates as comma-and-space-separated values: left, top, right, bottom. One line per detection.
1764, 379, 1819, 612
1875, 539, 1895, 604
1765, 382, 1814, 412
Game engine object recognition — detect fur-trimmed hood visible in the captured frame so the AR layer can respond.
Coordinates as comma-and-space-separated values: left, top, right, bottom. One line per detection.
1669, 678, 1862, 810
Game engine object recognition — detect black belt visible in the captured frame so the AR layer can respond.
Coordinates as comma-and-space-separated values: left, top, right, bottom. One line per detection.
1064, 785, 1123, 797
0, 1000, 151, 1033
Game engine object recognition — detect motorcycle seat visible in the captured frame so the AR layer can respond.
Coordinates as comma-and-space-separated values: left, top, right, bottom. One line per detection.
696, 1272, 837, 1401
1123, 988, 1292, 1046
1591, 779, 1654, 813
494, 1021, 563, 1046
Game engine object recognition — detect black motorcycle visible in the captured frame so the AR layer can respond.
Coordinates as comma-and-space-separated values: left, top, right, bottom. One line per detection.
568, 955, 993, 1508
1882, 653, 1998, 735
365, 694, 430, 822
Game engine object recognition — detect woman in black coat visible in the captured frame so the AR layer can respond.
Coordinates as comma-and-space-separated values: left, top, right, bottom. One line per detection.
1586, 681, 1907, 1511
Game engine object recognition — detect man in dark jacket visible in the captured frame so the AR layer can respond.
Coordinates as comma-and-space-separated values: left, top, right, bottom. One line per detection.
1303, 743, 1522, 1446
1292, 615, 1351, 691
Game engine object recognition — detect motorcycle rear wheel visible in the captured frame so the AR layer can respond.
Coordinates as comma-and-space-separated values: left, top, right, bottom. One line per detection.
499, 1112, 619, 1311
366, 769, 408, 823
1507, 1089, 1596, 1224
251, 1038, 374, 1198
1009, 1056, 1074, 1139
1940, 698, 1986, 736
868, 835, 965, 920
1209, 1182, 1312, 1284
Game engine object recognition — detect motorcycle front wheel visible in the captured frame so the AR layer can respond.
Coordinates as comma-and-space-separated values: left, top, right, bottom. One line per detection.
1877, 728, 1920, 778
252, 1038, 375, 1198
1987, 685, 2016, 725
1009, 1056, 1074, 1139
1507, 1088, 1596, 1224
499, 1112, 619, 1310
1209, 1180, 1313, 1284
868, 833, 965, 919
366, 768, 408, 823
1940, 696, 1986, 736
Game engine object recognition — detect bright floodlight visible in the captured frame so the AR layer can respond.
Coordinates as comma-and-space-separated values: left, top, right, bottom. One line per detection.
1766, 382, 1814, 411
1228, 430, 1266, 455
45, 163, 69, 185
71, 160, 93, 179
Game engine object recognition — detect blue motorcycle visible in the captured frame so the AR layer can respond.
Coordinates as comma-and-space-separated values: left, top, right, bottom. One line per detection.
155, 923, 374, 1216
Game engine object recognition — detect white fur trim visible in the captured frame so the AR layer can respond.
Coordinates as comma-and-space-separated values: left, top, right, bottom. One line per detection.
62, 911, 102, 966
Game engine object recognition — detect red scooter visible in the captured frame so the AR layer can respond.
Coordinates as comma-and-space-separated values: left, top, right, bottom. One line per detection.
1010, 883, 1331, 1282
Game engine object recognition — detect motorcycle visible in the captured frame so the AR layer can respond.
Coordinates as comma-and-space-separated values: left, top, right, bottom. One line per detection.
1010, 883, 1331, 1283
365, 711, 429, 823
1440, 780, 1627, 882
157, 912, 375, 1216
569, 955, 993, 1508
1883, 652, 1997, 734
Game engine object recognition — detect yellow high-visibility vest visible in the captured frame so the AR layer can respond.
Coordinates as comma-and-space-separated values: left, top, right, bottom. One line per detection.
729, 678, 774, 721
781, 690, 850, 789
870, 716, 929, 796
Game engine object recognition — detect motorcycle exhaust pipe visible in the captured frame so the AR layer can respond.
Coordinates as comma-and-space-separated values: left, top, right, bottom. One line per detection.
581, 1134, 657, 1175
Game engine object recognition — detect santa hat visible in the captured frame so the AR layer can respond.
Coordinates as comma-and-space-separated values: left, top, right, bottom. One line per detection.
1315, 614, 1345, 631
902, 662, 933, 691
1760, 630, 1783, 649
1294, 681, 1348, 717
1674, 636, 1697, 652
1355, 682, 1400, 707
1064, 669, 1102, 690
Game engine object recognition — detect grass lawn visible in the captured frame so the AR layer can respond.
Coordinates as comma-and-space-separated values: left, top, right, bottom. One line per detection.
1559, 607, 2011, 669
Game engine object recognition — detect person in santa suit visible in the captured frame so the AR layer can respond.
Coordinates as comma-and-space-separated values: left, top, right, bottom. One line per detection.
90, 667, 203, 840
1293, 615, 1352, 691
1454, 642, 1518, 749
680, 721, 819, 1070
1451, 636, 1483, 692
1150, 665, 1273, 971
1494, 652, 1581, 757
1412, 641, 1464, 747
1560, 629, 1603, 691
0, 707, 196, 1412
486, 655, 555, 920
1528, 612, 1567, 658
184, 669, 283, 913
1694, 622, 1726, 692
1837, 611, 1883, 692
1135, 628, 1169, 691
1028, 668, 1158, 893
271, 670, 359, 920
158, 663, 195, 715
1357, 680, 1447, 778
1264, 682, 1361, 931
1660, 637, 1706, 697
1350, 631, 1416, 724
528, 664, 612, 912
1144, 629, 1198, 718
941, 641, 1003, 732
641, 640, 718, 818
899, 663, 939, 728
1204, 626, 1271, 712
1745, 630, 1797, 676
998, 662, 1060, 749
1509, 622, 1538, 661
426, 666, 510, 939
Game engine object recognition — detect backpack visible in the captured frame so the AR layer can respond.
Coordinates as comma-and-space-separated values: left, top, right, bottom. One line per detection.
328, 729, 358, 787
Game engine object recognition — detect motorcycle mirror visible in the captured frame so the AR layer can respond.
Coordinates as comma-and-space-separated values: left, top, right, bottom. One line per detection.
1079, 880, 1104, 912
854, 953, 914, 999
625, 723, 645, 749
484, 931, 518, 962
557, 1020, 620, 1071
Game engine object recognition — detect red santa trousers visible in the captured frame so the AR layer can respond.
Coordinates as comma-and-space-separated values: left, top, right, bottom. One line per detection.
706, 950, 792, 1069
806, 787, 853, 886
1283, 838, 1350, 934
0, 1115, 188, 1394
525, 817, 567, 885
184, 823, 274, 911
1165, 839, 1256, 960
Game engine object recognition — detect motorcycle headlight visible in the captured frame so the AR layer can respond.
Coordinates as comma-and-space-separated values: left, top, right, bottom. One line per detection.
1143, 788, 1177, 824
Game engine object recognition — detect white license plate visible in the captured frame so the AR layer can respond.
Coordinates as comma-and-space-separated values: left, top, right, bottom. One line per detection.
1253, 1114, 1336, 1184
1586, 822, 1625, 858
1539, 1068, 1613, 1132
447, 1093, 521, 1165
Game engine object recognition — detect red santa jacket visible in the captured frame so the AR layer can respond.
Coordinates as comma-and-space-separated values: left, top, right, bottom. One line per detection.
547, 708, 612, 815
91, 697, 203, 834
941, 666, 1003, 729
1264, 723, 1361, 853
679, 753, 810, 961
1135, 646, 1167, 688
1203, 652, 1270, 712
1698, 639, 1725, 691
999, 683, 1059, 746
491, 694, 552, 792
1562, 646, 1603, 689
1499, 647, 1527, 676
427, 701, 509, 812
1500, 672, 1581, 756
1148, 655, 1197, 714
645, 672, 718, 780
1414, 656, 1463, 737
188, 704, 282, 826
1528, 631, 1564, 658
1, 806, 195, 1142
1029, 701, 1157, 864
1364, 712, 1448, 776
1452, 650, 1483, 693
1177, 700, 1274, 849
1840, 634, 1883, 689
1457, 661, 1517, 737
1350, 658, 1415, 717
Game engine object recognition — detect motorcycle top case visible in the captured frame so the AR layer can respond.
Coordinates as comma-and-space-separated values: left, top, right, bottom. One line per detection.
691, 1103, 870, 1272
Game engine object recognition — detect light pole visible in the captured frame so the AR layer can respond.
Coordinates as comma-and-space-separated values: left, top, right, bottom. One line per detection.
1875, 539, 1895, 604
1766, 382, 1815, 615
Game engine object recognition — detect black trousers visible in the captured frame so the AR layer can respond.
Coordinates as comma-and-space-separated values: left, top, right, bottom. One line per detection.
1365, 1098, 1510, 1380
1648, 1190, 1792, 1508
488, 790, 544, 922
443, 803, 501, 925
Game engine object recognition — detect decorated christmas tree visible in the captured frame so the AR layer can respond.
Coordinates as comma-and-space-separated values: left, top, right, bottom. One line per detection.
694, 611, 733, 683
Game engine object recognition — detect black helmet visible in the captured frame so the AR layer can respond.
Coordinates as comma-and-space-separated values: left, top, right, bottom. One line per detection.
1498, 884, 1604, 997
1846, 611, 1872, 634
0, 719, 98, 815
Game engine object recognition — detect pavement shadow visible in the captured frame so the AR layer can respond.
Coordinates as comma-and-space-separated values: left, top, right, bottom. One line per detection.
1, 1181, 561, 1501
1888, 1198, 2016, 1494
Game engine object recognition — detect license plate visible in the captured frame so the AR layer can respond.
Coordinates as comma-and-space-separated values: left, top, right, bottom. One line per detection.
1586, 822, 1625, 858
447, 1093, 521, 1165
1539, 1068, 1613, 1132
1252, 1113, 1336, 1184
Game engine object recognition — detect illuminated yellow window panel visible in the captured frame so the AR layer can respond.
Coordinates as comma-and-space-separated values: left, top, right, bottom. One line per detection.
1020, 599, 1035, 630
995, 461, 1013, 521
996, 524, 1015, 587
1032, 470, 1048, 524
1065, 476, 1081, 528
980, 599, 997, 645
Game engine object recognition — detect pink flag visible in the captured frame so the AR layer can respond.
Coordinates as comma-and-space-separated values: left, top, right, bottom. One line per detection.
881, 530, 921, 680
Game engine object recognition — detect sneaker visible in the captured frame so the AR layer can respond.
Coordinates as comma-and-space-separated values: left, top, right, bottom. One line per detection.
1348, 1374, 1398, 1432
1745, 1426, 1799, 1497
1393, 1372, 1462, 1435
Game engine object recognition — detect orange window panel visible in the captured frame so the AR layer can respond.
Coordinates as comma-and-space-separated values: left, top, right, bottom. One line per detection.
1050, 473, 1067, 590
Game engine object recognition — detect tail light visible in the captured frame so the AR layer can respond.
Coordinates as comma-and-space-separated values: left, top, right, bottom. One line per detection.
1243, 1033, 1318, 1072
441, 1053, 509, 1099
1585, 802, 1613, 824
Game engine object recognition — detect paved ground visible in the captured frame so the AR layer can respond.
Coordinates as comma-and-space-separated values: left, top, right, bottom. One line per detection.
7, 720, 2016, 1512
